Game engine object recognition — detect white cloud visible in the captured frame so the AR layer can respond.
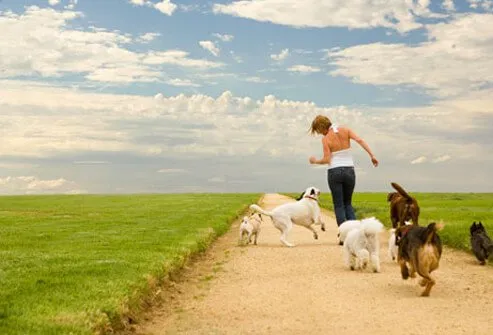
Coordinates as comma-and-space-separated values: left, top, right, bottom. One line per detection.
199, 40, 220, 57
65, 0, 78, 10
144, 50, 223, 68
86, 66, 162, 83
327, 13, 493, 97
179, 4, 202, 12
0, 80, 355, 158
411, 156, 427, 164
129, 0, 179, 15
288, 65, 321, 73
1, 80, 492, 192
0, 7, 222, 83
129, 0, 147, 6
213, 0, 447, 33
0, 176, 85, 195
270, 48, 289, 61
73, 161, 110, 164
468, 0, 493, 10
244, 76, 274, 84
442, 0, 456, 11
433, 155, 451, 163
196, 72, 236, 79
154, 0, 177, 16
208, 177, 225, 183
0, 163, 39, 169
48, 0, 61, 5
157, 168, 187, 173
293, 49, 313, 55
137, 32, 160, 43
166, 78, 200, 87
213, 33, 234, 42
230, 51, 243, 63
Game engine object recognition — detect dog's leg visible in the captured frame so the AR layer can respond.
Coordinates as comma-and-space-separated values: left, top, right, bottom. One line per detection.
476, 247, 487, 265
350, 255, 357, 270
408, 261, 417, 278
337, 233, 343, 246
253, 232, 258, 245
399, 259, 410, 279
239, 230, 246, 245
357, 249, 370, 270
345, 250, 357, 271
393, 247, 398, 262
371, 253, 380, 273
278, 218, 295, 247
317, 215, 326, 232
343, 246, 353, 270
306, 224, 319, 240
420, 274, 435, 297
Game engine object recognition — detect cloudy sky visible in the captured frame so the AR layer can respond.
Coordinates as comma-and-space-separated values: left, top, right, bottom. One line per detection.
1, 0, 492, 195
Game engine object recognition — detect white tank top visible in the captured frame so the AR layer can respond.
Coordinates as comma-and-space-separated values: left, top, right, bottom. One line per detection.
328, 149, 354, 170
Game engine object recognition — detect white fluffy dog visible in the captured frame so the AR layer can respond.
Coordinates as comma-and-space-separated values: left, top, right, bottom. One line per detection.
343, 217, 384, 272
239, 214, 262, 245
249, 186, 324, 247
388, 221, 411, 261
338, 220, 361, 245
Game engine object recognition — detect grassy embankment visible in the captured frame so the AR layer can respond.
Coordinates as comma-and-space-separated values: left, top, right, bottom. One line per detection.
0, 193, 261, 334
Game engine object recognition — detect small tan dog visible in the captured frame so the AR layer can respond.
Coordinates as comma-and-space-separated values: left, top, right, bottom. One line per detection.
239, 214, 262, 245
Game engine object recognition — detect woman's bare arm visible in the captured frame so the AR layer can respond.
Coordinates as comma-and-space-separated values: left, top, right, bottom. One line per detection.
348, 128, 379, 167
309, 136, 331, 165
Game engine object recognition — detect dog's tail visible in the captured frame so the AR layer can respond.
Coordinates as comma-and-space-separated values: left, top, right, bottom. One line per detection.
361, 217, 384, 236
423, 222, 444, 244
249, 204, 274, 217
250, 212, 263, 223
391, 182, 413, 201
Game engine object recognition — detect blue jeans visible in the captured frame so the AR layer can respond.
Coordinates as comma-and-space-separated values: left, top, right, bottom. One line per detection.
327, 167, 356, 226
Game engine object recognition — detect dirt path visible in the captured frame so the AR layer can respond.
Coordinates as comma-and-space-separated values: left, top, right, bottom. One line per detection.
132, 194, 493, 335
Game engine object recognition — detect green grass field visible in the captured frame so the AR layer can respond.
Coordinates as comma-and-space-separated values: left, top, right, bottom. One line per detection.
0, 193, 260, 335
305, 192, 493, 252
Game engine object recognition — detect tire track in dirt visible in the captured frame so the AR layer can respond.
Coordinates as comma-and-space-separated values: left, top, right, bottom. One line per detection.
131, 193, 493, 335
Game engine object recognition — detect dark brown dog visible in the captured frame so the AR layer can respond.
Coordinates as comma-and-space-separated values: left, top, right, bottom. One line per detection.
395, 222, 443, 297
388, 182, 420, 228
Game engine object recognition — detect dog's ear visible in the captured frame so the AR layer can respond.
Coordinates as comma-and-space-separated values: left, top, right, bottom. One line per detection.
295, 191, 305, 201
310, 187, 316, 196
470, 222, 477, 234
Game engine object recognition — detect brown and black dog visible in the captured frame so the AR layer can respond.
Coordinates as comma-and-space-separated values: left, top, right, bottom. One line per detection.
387, 182, 420, 228
395, 222, 443, 297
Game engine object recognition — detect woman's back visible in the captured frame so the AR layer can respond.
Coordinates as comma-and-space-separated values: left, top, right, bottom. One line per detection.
326, 126, 351, 153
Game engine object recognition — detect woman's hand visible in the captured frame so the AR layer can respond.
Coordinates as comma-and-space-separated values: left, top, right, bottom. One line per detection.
309, 156, 317, 164
371, 155, 379, 167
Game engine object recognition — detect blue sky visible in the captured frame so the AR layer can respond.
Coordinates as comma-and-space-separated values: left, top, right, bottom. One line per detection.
1, 0, 493, 194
